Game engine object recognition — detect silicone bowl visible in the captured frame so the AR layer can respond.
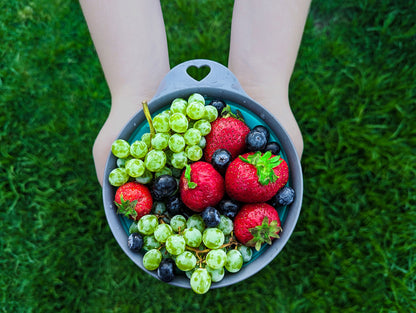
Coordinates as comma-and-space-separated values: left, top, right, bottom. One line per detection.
102, 59, 303, 289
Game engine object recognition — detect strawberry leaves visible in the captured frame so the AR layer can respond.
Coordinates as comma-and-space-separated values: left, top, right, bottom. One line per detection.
185, 164, 197, 189
114, 194, 138, 219
247, 216, 282, 251
239, 151, 283, 185
221, 105, 245, 122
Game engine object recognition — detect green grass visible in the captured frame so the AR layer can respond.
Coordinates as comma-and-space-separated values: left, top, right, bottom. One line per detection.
1, 0, 415, 312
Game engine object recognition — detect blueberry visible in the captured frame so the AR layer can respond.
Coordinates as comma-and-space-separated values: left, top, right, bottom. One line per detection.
201, 206, 221, 227
263, 142, 281, 155
269, 186, 295, 207
210, 99, 226, 115
157, 258, 175, 282
218, 199, 240, 219
166, 194, 185, 216
153, 175, 177, 200
252, 125, 270, 142
127, 233, 143, 252
211, 149, 232, 175
246, 130, 267, 152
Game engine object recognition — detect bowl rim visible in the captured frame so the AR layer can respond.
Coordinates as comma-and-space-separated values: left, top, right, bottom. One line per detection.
102, 87, 303, 289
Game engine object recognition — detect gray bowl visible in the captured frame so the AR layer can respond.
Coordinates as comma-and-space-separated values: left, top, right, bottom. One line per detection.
102, 59, 303, 289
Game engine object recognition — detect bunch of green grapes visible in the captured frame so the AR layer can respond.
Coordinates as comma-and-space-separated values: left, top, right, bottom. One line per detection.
108, 93, 218, 187
127, 212, 253, 294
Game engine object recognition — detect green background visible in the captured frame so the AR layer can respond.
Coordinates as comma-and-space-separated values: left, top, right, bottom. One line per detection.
1, 0, 415, 312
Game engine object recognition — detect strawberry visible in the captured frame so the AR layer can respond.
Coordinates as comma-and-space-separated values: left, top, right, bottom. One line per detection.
225, 151, 289, 203
204, 107, 250, 162
114, 182, 153, 220
233, 203, 282, 251
179, 161, 225, 212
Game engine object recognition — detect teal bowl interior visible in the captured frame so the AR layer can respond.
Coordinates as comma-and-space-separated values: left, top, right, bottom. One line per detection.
103, 90, 303, 289
120, 98, 291, 265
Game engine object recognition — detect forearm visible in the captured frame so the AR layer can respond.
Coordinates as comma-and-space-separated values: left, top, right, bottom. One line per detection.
228, 0, 311, 158
79, 0, 170, 185
229, 0, 311, 93
79, 0, 170, 114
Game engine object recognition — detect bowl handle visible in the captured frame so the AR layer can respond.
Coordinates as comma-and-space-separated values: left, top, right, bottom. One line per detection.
149, 59, 251, 104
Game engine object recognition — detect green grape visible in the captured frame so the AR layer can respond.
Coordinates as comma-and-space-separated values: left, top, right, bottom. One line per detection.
151, 133, 169, 150
186, 102, 206, 120
190, 268, 211, 295
206, 249, 227, 270
202, 228, 225, 249
185, 269, 195, 279
125, 158, 145, 178
183, 128, 202, 146
170, 215, 187, 232
170, 167, 182, 178
130, 140, 148, 159
159, 246, 172, 259
164, 149, 173, 166
108, 168, 129, 186
154, 223, 173, 243
186, 215, 206, 233
111, 139, 130, 158
206, 266, 225, 283
238, 245, 253, 263
225, 249, 243, 273
153, 202, 166, 215
171, 151, 188, 169
143, 235, 161, 251
188, 93, 205, 105
185, 145, 203, 162
137, 215, 159, 235
198, 137, 206, 149
182, 227, 202, 248
143, 249, 162, 270
165, 234, 186, 255
141, 133, 152, 148
154, 167, 172, 179
116, 157, 131, 168
145, 150, 167, 172
135, 169, 153, 184
193, 119, 211, 136
175, 251, 197, 271
218, 215, 233, 235
169, 113, 189, 133
152, 113, 171, 133
170, 98, 188, 114
204, 105, 218, 122
129, 221, 139, 234
161, 109, 171, 117
168, 133, 186, 153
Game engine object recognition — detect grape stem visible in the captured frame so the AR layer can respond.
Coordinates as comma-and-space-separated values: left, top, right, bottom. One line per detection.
142, 101, 155, 138
186, 235, 240, 259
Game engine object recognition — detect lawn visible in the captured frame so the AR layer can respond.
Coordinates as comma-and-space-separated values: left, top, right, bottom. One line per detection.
1, 0, 415, 312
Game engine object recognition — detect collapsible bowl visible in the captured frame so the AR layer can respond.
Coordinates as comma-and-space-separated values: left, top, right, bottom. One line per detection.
102, 59, 303, 289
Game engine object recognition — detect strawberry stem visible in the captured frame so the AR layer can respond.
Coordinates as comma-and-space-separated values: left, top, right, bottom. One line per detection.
247, 216, 282, 251
184, 164, 197, 189
114, 194, 138, 219
221, 105, 245, 122
239, 151, 283, 185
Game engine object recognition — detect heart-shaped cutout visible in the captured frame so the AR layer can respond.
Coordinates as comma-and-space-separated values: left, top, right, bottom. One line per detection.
186, 65, 211, 81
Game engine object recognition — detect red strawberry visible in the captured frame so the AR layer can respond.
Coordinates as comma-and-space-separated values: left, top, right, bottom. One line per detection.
179, 161, 225, 212
204, 111, 250, 162
233, 203, 282, 251
114, 182, 153, 220
225, 151, 289, 203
